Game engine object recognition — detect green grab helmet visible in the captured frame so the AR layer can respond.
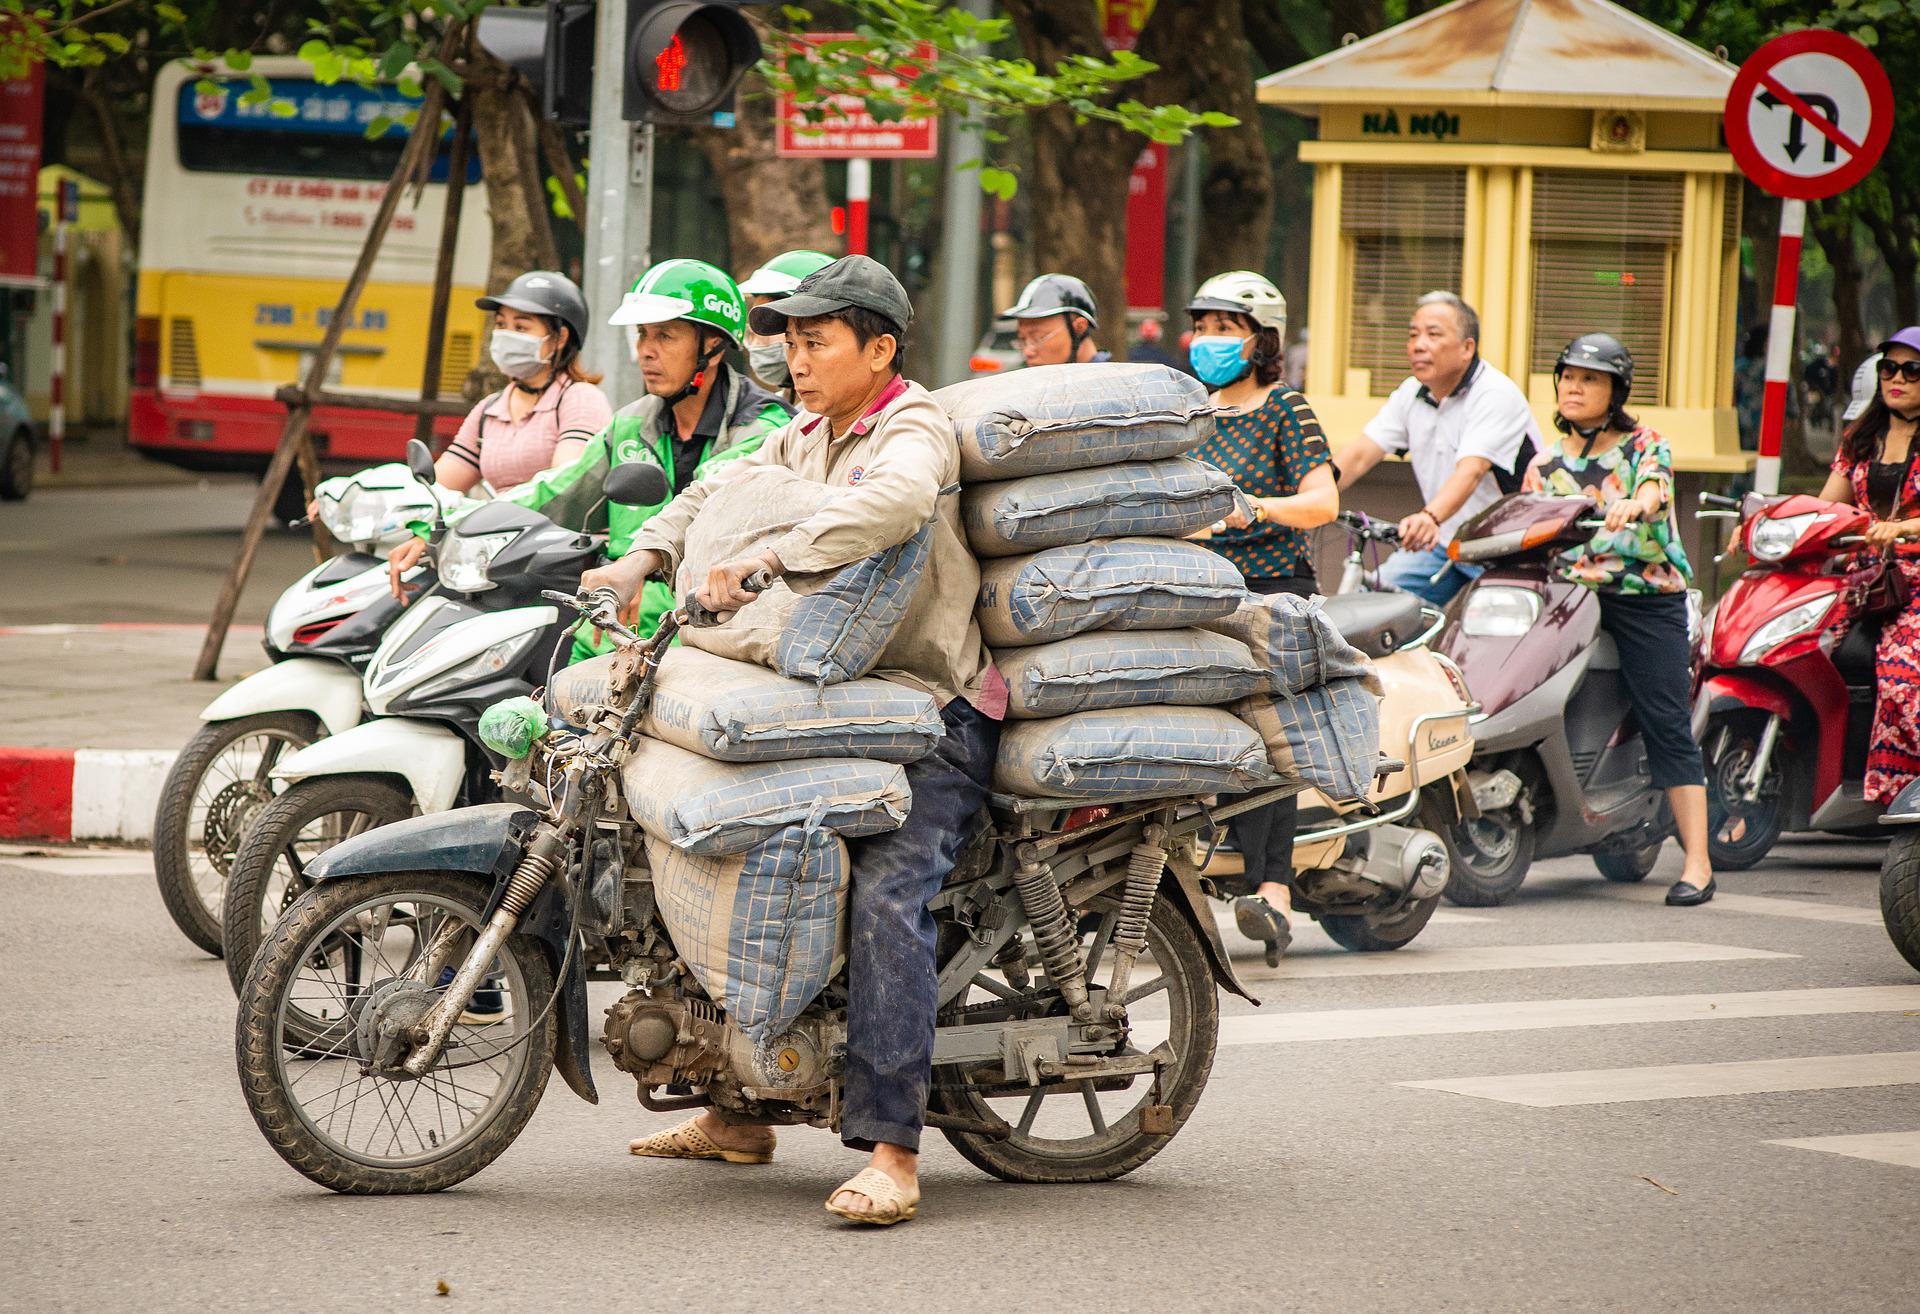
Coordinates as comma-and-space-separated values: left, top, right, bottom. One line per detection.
608, 258, 748, 346
737, 249, 835, 298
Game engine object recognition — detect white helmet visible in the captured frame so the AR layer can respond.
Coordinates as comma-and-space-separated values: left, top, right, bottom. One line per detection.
1846, 353, 1883, 423
1188, 270, 1287, 338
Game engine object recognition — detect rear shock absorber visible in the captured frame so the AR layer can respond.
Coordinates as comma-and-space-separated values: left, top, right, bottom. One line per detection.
1012, 842, 1092, 1023
1104, 827, 1166, 1015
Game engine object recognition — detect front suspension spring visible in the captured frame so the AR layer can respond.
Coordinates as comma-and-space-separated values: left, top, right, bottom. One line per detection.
1105, 832, 1166, 1012
497, 847, 558, 918
1012, 845, 1092, 1022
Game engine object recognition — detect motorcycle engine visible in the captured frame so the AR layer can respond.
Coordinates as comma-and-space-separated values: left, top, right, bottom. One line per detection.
602, 991, 843, 1105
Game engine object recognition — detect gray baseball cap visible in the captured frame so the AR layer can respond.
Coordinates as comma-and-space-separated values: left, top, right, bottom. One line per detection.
746, 254, 914, 339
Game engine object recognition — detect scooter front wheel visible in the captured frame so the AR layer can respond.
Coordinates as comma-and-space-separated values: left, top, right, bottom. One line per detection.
1437, 808, 1534, 906
1705, 712, 1786, 871
1880, 829, 1920, 974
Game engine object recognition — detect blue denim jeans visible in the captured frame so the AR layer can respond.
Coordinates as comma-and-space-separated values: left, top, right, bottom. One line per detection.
1377, 546, 1482, 607
841, 696, 1000, 1152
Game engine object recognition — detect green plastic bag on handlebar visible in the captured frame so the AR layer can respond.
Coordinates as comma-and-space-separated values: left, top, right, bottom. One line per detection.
479, 696, 551, 760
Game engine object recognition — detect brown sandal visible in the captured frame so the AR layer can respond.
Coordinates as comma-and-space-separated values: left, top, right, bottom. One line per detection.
628, 1117, 774, 1165
825, 1166, 919, 1226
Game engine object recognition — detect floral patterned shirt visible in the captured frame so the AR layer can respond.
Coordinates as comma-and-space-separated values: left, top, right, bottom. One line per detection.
1523, 424, 1692, 595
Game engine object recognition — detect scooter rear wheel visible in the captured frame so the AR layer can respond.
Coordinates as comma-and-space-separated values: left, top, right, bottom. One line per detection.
1320, 894, 1439, 951
1594, 842, 1663, 883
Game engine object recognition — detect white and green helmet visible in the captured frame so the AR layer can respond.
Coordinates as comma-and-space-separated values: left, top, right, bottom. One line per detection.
737, 249, 835, 298
609, 258, 748, 346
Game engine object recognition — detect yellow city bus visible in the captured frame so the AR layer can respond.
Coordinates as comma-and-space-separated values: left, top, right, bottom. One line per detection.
132, 59, 490, 493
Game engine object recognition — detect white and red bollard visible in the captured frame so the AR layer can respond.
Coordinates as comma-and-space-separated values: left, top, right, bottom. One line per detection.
1753, 198, 1804, 496
846, 158, 871, 258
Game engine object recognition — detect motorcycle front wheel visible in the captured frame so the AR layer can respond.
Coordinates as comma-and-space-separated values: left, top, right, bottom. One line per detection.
930, 890, 1218, 1184
1705, 712, 1785, 871
1437, 807, 1534, 906
1881, 829, 1920, 974
235, 870, 556, 1195
152, 713, 320, 956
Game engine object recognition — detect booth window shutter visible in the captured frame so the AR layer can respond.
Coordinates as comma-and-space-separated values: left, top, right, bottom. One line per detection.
1529, 170, 1684, 405
1342, 167, 1467, 397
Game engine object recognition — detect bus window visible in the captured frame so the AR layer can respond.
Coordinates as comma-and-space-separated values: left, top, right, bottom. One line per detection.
174, 80, 480, 184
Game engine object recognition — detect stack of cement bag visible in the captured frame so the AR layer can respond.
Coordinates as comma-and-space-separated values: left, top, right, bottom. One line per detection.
932, 362, 1379, 803
550, 466, 943, 1046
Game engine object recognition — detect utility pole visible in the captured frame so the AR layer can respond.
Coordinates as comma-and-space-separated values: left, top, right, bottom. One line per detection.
932, 0, 991, 386
581, 0, 650, 403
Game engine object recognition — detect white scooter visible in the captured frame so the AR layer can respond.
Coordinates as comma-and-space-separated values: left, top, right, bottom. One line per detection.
151, 464, 458, 955
215, 449, 669, 991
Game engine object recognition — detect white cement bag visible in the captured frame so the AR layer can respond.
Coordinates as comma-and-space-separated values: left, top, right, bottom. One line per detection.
1233, 676, 1381, 802
644, 828, 848, 1045
621, 735, 910, 857
1200, 591, 1380, 697
997, 629, 1267, 720
976, 537, 1245, 648
934, 363, 1216, 480
994, 706, 1273, 801
960, 457, 1238, 557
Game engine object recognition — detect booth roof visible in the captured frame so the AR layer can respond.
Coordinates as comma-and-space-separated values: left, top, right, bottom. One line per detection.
1258, 0, 1736, 113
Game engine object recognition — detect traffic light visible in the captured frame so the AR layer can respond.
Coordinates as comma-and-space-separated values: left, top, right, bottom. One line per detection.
622, 0, 761, 125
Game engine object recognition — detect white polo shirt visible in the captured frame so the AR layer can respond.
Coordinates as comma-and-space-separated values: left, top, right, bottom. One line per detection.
1363, 358, 1542, 539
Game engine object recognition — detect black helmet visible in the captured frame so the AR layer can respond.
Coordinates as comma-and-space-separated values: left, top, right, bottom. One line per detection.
477, 271, 590, 351
1554, 332, 1634, 391
1002, 273, 1098, 329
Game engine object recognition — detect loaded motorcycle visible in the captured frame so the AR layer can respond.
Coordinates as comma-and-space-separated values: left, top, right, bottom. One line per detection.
152, 462, 444, 955
216, 446, 656, 991
1692, 490, 1888, 869
1432, 493, 1691, 905
1203, 590, 1475, 957
234, 582, 1263, 1194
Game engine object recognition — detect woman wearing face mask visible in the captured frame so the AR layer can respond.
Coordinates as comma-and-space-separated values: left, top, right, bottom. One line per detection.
432, 270, 613, 495
1185, 269, 1339, 959
737, 249, 835, 399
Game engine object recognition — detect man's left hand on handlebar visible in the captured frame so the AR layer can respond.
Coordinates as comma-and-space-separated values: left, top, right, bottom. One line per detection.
579, 550, 662, 627
1398, 508, 1442, 551
700, 551, 783, 613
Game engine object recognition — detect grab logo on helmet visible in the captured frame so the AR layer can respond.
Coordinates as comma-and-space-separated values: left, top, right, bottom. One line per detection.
703, 293, 742, 324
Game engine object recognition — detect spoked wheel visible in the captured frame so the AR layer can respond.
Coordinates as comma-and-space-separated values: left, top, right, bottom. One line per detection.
235, 870, 556, 1195
1706, 713, 1785, 871
1440, 807, 1534, 907
153, 714, 320, 956
222, 776, 413, 997
930, 889, 1219, 1184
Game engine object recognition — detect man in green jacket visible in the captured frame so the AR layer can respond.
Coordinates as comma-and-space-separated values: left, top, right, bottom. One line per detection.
392, 258, 791, 659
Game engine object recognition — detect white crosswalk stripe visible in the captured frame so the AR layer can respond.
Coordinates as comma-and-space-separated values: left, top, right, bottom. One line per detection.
1236, 939, 1794, 980
1568, 881, 1884, 926
1767, 1131, 1920, 1168
1400, 1051, 1920, 1106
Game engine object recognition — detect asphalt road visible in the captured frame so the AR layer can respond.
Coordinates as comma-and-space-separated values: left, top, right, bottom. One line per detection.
4, 837, 1917, 1313
0, 481, 315, 627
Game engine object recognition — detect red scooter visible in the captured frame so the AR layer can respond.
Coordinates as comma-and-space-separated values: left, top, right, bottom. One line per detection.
1693, 490, 1887, 869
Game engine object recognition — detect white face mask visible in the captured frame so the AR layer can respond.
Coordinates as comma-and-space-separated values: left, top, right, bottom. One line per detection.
490, 329, 550, 381
748, 342, 790, 388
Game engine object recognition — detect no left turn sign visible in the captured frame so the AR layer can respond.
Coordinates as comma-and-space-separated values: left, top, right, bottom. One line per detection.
1724, 30, 1892, 200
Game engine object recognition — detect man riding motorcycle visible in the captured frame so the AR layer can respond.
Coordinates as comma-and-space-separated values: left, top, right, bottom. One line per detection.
390, 259, 790, 658
581, 255, 1003, 1227
738, 249, 835, 399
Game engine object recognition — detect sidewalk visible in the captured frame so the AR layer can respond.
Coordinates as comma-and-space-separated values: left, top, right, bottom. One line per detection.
34, 434, 207, 490
0, 624, 268, 842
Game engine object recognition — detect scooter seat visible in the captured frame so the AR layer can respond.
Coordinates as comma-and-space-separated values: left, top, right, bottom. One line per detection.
1320, 592, 1426, 659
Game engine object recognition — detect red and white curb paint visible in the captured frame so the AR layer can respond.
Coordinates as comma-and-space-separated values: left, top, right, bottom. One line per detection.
0, 748, 173, 842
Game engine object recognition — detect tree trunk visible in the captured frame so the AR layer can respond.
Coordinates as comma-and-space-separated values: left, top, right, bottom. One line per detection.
1153, 1, 1272, 273
692, 70, 834, 270
467, 51, 560, 292
1813, 201, 1868, 372
1863, 202, 1919, 328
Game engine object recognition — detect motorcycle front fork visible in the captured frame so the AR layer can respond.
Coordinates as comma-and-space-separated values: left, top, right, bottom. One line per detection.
1717, 712, 1783, 804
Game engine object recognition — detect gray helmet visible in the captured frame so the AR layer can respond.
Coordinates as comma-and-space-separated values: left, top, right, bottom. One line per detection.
1002, 273, 1098, 329
477, 271, 590, 351
1555, 332, 1634, 392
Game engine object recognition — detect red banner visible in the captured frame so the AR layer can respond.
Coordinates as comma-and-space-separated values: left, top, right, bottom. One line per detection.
775, 35, 939, 159
0, 59, 42, 284
1101, 0, 1165, 311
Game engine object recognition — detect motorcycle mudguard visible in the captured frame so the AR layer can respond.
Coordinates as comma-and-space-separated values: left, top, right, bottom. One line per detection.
301, 803, 599, 1104
201, 657, 362, 736
1883, 778, 1920, 826
1695, 672, 1797, 724
1165, 862, 1259, 1005
272, 716, 467, 813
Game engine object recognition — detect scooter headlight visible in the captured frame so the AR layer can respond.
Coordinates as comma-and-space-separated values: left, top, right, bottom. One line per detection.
409, 634, 537, 704
1460, 586, 1542, 638
438, 529, 517, 593
1738, 595, 1834, 664
1749, 513, 1824, 561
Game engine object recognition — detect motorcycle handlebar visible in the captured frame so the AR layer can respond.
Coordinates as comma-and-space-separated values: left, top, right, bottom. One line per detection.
682, 568, 773, 628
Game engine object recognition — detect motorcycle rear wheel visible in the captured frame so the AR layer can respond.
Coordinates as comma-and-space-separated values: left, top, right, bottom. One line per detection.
222, 776, 414, 998
235, 870, 556, 1194
1594, 841, 1663, 883
1320, 893, 1440, 951
152, 713, 320, 956
930, 890, 1218, 1184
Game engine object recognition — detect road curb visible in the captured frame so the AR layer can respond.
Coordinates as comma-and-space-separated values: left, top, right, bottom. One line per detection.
0, 747, 173, 842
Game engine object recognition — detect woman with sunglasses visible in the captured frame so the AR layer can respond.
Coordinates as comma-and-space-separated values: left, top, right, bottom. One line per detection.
1817, 327, 1920, 806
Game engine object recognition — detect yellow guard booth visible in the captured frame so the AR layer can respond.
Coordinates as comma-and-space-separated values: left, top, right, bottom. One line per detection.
1259, 0, 1745, 472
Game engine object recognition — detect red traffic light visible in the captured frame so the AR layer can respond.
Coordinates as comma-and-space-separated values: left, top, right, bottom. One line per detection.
625, 0, 761, 124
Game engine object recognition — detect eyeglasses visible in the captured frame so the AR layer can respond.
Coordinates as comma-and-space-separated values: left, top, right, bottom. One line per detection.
1016, 323, 1065, 355
1877, 359, 1920, 383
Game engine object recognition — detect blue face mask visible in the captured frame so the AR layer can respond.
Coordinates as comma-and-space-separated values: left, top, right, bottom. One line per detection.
1190, 335, 1251, 387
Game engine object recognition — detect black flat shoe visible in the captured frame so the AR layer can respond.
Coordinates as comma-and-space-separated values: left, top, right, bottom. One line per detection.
1234, 895, 1293, 965
1666, 877, 1716, 906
